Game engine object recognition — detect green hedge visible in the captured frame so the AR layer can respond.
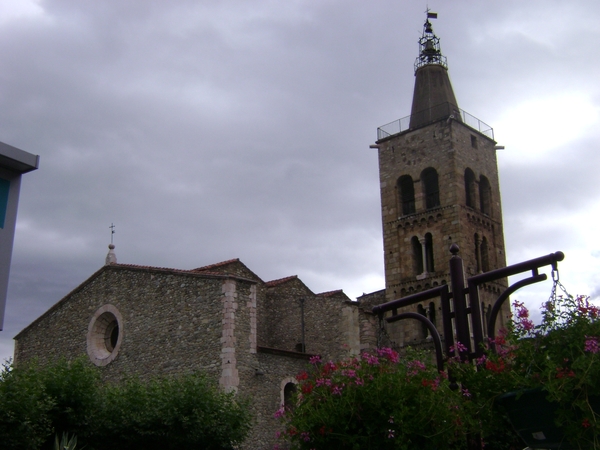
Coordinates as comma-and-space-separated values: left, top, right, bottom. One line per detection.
0, 358, 251, 450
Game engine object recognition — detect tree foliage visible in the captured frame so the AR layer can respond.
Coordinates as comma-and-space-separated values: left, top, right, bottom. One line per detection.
0, 360, 54, 449
0, 358, 251, 450
95, 374, 251, 450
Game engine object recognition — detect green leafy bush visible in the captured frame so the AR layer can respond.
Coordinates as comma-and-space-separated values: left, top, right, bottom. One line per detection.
0, 360, 54, 449
95, 373, 251, 450
0, 358, 251, 450
452, 295, 600, 448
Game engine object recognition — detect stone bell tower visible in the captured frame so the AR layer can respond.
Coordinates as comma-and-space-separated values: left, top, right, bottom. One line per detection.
374, 13, 508, 345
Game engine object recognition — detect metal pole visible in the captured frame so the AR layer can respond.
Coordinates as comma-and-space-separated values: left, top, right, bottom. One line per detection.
300, 298, 306, 353
449, 244, 471, 360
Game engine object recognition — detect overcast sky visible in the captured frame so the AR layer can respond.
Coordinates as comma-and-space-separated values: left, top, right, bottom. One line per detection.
1, 0, 598, 361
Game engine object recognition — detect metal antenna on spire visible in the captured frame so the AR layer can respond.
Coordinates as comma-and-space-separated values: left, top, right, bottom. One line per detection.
109, 223, 115, 244
415, 9, 446, 73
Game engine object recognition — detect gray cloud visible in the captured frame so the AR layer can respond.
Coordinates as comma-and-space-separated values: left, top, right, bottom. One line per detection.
1, 0, 599, 360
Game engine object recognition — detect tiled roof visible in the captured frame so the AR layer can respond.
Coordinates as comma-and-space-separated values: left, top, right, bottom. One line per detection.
265, 275, 298, 287
113, 263, 191, 273
109, 263, 225, 277
316, 289, 344, 298
191, 258, 241, 272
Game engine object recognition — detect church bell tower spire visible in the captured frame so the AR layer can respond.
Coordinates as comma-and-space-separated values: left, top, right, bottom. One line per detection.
409, 12, 461, 130
373, 12, 510, 347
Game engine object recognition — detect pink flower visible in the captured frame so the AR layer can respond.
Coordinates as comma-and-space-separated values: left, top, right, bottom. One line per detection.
362, 353, 379, 365
449, 341, 467, 354
332, 385, 343, 395
274, 407, 285, 419
585, 336, 599, 354
576, 296, 599, 319
516, 304, 529, 318
342, 369, 356, 378
407, 359, 427, 376
377, 347, 399, 363
322, 361, 337, 374
309, 355, 322, 365
301, 432, 311, 442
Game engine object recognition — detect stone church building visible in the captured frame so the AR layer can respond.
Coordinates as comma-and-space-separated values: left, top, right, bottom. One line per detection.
14, 16, 510, 449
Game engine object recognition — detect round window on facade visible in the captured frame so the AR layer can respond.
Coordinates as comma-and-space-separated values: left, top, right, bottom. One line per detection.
87, 304, 123, 366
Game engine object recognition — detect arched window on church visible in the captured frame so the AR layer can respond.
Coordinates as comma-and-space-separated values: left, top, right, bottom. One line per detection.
421, 168, 440, 209
412, 236, 424, 275
479, 175, 492, 216
425, 233, 435, 272
481, 237, 490, 272
397, 175, 416, 216
283, 382, 297, 411
464, 168, 476, 208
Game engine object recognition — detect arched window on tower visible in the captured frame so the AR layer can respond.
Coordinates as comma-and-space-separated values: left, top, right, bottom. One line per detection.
417, 304, 427, 338
428, 302, 436, 331
464, 168, 476, 208
474, 233, 482, 273
481, 236, 490, 272
425, 233, 435, 272
481, 302, 492, 336
397, 175, 416, 216
479, 175, 492, 216
421, 168, 440, 209
412, 236, 424, 275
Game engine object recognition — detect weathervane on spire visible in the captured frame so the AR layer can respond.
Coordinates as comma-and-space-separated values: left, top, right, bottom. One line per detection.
415, 9, 447, 73
109, 223, 115, 244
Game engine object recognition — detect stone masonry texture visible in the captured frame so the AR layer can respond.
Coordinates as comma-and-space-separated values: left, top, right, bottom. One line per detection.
14, 261, 368, 449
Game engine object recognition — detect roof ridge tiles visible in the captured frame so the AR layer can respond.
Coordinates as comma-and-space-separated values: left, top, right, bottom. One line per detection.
317, 289, 344, 297
265, 275, 298, 287
191, 258, 241, 272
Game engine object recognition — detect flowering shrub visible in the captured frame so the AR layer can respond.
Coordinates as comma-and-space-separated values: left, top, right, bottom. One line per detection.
275, 348, 470, 450
276, 294, 600, 449
451, 294, 600, 448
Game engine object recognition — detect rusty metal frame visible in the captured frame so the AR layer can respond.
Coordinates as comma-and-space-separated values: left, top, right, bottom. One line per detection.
372, 246, 565, 367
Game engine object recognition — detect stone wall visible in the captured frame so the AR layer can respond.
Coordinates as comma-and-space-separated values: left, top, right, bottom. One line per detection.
261, 278, 360, 362
243, 350, 311, 449
375, 119, 511, 345
14, 265, 259, 385
14, 262, 369, 450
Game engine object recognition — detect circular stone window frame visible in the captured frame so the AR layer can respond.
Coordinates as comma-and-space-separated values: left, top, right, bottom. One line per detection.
87, 304, 123, 366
